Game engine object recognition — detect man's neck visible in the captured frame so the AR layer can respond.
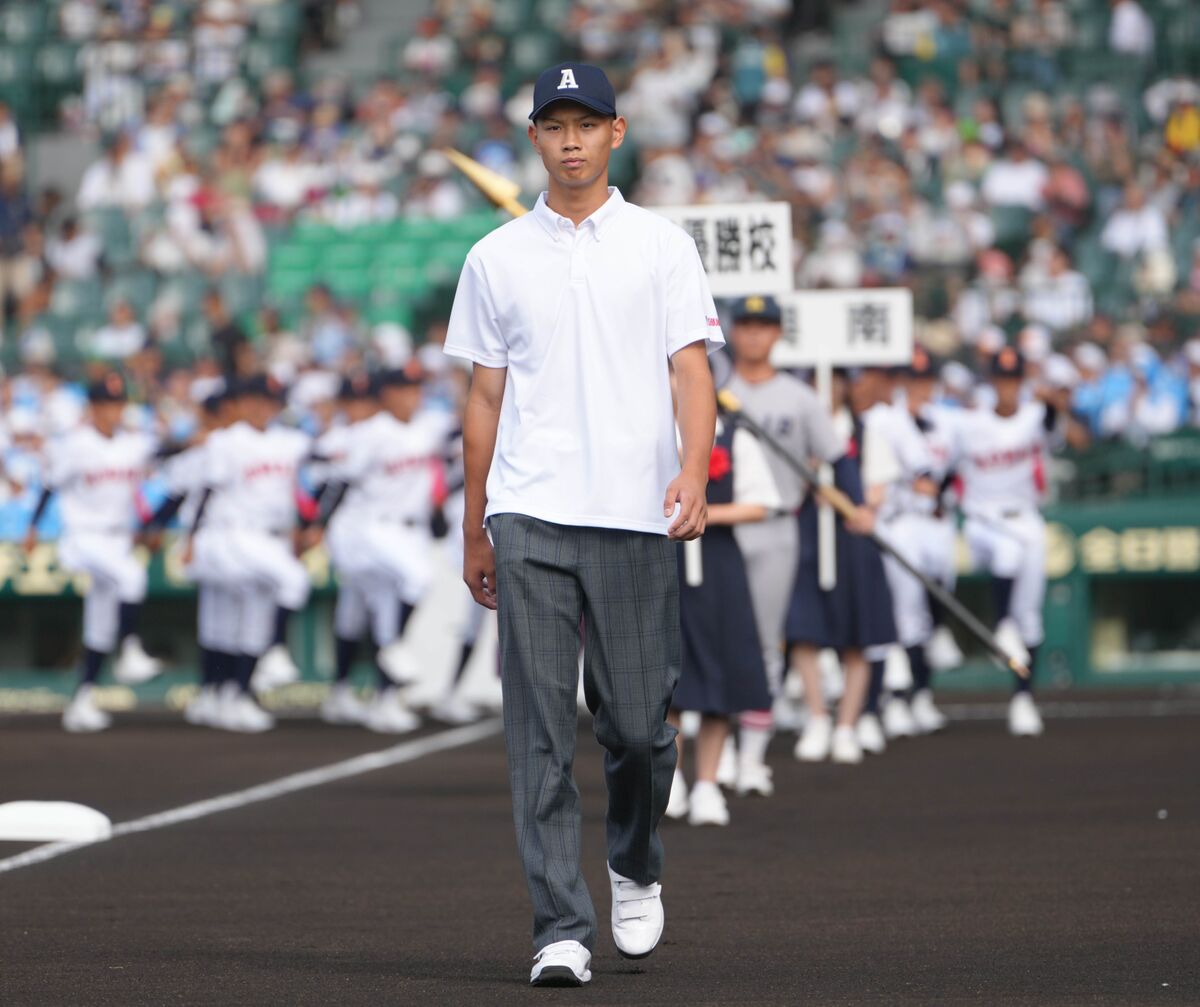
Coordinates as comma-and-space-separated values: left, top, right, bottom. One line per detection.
734, 360, 776, 385
546, 175, 611, 227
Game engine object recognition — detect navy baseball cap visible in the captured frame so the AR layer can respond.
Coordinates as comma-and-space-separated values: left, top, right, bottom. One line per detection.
530, 62, 616, 122
87, 371, 128, 403
732, 295, 782, 324
338, 373, 374, 401
377, 364, 423, 389
239, 373, 286, 401
990, 346, 1026, 379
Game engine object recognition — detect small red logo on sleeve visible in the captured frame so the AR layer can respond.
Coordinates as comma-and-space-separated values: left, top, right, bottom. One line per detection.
708, 444, 731, 482
706, 316, 721, 327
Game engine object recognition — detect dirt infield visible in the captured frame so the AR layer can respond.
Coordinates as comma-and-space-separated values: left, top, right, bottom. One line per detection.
1, 700, 1197, 1005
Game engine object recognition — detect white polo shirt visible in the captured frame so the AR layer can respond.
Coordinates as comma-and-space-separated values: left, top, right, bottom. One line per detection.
445, 187, 723, 534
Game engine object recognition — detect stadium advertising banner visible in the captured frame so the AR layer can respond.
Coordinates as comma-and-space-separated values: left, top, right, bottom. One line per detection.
773, 288, 915, 368
655, 202, 794, 297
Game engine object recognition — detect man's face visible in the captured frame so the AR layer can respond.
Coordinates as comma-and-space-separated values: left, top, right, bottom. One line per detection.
993, 375, 1022, 412
91, 400, 124, 435
730, 319, 779, 367
382, 384, 422, 421
904, 375, 936, 411
528, 102, 626, 191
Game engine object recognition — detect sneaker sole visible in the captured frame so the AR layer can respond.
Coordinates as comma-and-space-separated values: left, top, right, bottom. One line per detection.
531, 966, 586, 986
615, 945, 657, 961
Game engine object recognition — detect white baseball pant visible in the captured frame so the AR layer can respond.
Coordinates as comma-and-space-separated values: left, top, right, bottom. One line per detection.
57, 532, 147, 653
964, 510, 1046, 647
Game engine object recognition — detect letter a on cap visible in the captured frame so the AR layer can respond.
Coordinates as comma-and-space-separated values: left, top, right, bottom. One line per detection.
558, 68, 579, 90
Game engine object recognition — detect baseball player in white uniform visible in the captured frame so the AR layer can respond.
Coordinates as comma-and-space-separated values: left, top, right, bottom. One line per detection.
186, 375, 313, 733
25, 372, 163, 733
317, 365, 450, 734
314, 372, 379, 726
145, 387, 238, 727
871, 350, 954, 745
949, 347, 1054, 737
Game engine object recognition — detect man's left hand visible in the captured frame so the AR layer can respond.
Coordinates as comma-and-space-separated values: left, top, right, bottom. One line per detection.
664, 473, 707, 541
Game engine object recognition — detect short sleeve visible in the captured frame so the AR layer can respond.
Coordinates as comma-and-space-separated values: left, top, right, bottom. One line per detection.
43, 435, 75, 490
444, 253, 508, 368
665, 232, 724, 358
202, 432, 234, 489
800, 388, 845, 463
732, 427, 782, 510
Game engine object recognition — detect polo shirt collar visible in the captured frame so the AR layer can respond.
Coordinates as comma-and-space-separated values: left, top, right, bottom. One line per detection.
532, 187, 625, 242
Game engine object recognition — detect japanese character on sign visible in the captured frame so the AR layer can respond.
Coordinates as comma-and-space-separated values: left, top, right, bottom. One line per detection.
847, 303, 889, 346
682, 218, 710, 272
716, 217, 742, 273
747, 217, 776, 273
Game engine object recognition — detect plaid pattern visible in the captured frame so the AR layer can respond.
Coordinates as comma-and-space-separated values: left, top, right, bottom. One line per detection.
490, 513, 680, 953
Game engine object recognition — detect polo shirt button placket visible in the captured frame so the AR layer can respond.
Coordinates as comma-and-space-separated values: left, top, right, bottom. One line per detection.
569, 225, 585, 286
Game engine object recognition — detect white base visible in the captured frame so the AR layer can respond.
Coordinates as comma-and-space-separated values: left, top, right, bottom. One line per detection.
0, 801, 113, 843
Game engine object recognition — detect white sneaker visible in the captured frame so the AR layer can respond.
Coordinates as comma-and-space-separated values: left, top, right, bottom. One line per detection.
62, 685, 111, 733
882, 696, 917, 739
184, 686, 219, 727
376, 637, 419, 686
735, 759, 774, 797
218, 686, 274, 733
910, 689, 948, 734
608, 863, 664, 959
366, 690, 420, 734
771, 693, 802, 733
251, 644, 299, 693
830, 724, 862, 764
715, 736, 738, 788
794, 714, 833, 762
687, 781, 729, 826
530, 940, 591, 987
113, 636, 162, 685
995, 618, 1031, 667
665, 769, 690, 820
856, 713, 887, 755
320, 683, 369, 725
926, 625, 964, 670
428, 693, 480, 725
1008, 692, 1044, 737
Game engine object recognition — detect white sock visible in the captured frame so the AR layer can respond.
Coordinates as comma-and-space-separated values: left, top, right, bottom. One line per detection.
739, 723, 772, 767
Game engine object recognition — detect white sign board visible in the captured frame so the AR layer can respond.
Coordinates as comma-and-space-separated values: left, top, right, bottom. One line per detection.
655, 202, 793, 297
773, 288, 913, 368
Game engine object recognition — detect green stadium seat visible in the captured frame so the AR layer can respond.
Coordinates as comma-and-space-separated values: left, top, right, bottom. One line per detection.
0, 44, 36, 116
105, 270, 158, 314
325, 267, 372, 302
369, 264, 429, 296
269, 243, 322, 273
242, 39, 294, 80
267, 268, 314, 302
155, 273, 210, 315
290, 221, 341, 245
35, 42, 82, 127
321, 244, 372, 272
0, 5, 47, 45
49, 278, 103, 320
375, 243, 424, 270
989, 206, 1033, 257
219, 272, 264, 316
253, 3, 300, 41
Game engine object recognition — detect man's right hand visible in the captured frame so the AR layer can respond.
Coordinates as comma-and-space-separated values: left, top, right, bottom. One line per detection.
463, 528, 498, 610
22, 528, 37, 557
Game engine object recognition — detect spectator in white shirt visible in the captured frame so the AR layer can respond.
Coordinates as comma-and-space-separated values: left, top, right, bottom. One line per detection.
46, 217, 102, 280
981, 142, 1049, 211
1109, 0, 1155, 57
1101, 182, 1169, 259
76, 133, 156, 212
1023, 246, 1094, 332
89, 299, 147, 360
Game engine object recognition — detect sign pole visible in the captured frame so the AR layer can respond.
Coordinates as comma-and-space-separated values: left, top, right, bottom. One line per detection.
815, 359, 837, 591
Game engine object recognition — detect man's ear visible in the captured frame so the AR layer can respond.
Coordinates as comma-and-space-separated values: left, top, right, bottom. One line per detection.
610, 116, 627, 151
527, 122, 539, 153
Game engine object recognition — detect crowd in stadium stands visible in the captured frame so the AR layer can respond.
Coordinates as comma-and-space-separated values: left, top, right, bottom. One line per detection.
1, 0, 1200, 487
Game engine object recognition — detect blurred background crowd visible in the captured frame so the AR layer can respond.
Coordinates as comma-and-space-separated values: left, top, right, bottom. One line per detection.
2, 0, 1200, 523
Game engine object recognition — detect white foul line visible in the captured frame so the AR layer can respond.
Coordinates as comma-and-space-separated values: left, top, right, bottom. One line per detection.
0, 718, 503, 877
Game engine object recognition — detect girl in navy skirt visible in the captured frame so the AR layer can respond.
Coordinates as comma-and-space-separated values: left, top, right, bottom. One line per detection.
787, 369, 898, 765
667, 415, 780, 827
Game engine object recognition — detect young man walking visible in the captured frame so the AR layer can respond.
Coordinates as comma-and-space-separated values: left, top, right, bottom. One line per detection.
445, 61, 721, 987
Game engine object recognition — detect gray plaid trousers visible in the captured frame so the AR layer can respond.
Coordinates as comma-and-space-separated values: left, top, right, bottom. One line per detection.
489, 513, 680, 953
